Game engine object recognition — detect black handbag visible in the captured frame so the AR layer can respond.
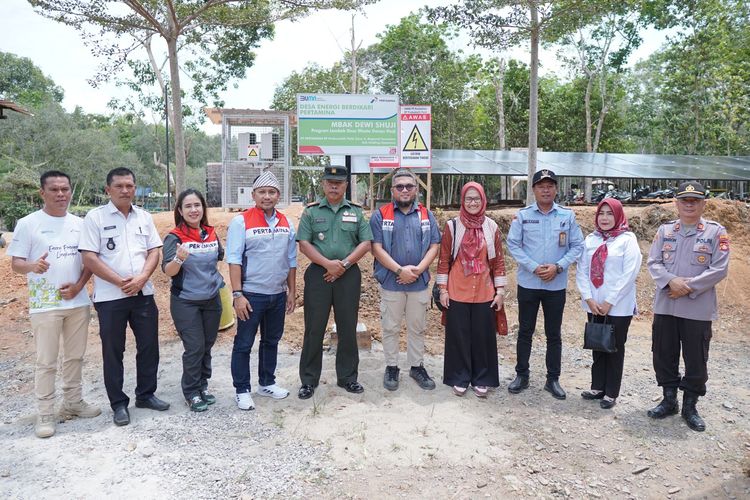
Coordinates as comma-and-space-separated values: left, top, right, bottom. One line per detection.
583, 316, 617, 353
432, 219, 457, 312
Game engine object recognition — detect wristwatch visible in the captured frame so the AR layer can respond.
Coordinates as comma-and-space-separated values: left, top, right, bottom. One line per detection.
232, 290, 243, 299
556, 264, 563, 274
342, 260, 352, 270
395, 267, 402, 276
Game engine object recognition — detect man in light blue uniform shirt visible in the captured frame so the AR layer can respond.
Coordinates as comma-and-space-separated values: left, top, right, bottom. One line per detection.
226, 171, 297, 410
506, 170, 584, 400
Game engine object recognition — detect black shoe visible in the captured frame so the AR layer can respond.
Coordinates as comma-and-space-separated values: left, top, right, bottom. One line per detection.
383, 366, 400, 391
134, 395, 170, 411
187, 395, 208, 412
647, 387, 679, 419
508, 375, 529, 394
544, 379, 567, 400
338, 381, 365, 394
113, 406, 130, 426
200, 390, 216, 405
298, 384, 315, 400
581, 390, 605, 400
409, 364, 436, 390
681, 392, 706, 432
600, 397, 616, 409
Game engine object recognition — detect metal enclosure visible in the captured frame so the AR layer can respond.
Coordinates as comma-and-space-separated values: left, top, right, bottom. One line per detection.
219, 111, 291, 209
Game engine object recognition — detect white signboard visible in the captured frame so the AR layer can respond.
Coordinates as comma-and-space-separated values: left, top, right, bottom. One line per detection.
399, 105, 431, 168
369, 155, 400, 168
297, 94, 399, 155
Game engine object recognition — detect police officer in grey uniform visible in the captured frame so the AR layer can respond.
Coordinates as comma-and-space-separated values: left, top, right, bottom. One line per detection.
646, 181, 729, 432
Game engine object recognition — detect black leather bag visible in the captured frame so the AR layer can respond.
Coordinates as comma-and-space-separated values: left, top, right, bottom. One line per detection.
583, 316, 617, 353
432, 219, 457, 312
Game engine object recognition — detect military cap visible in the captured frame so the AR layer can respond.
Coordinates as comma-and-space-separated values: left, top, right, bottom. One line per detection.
532, 169, 557, 186
323, 165, 348, 181
675, 181, 706, 199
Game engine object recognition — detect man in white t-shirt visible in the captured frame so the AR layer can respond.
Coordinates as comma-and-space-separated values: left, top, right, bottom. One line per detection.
8, 170, 101, 439
79, 167, 166, 427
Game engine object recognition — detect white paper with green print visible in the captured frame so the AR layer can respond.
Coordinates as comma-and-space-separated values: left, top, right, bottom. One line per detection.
29, 277, 63, 310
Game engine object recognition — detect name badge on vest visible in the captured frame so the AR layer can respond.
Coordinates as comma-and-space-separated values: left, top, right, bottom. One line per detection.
558, 232, 567, 247
342, 211, 357, 223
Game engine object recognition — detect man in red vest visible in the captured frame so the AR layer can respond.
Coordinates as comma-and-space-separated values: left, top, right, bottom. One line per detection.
370, 169, 441, 391
226, 171, 297, 410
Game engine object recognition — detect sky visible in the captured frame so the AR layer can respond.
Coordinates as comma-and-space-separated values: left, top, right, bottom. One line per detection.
2, 0, 672, 135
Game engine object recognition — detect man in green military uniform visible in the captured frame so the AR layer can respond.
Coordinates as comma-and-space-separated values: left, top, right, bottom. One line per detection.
297, 166, 373, 399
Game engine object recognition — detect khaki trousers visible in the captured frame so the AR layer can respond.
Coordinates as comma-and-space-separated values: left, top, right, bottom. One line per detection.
30, 305, 91, 414
379, 287, 430, 367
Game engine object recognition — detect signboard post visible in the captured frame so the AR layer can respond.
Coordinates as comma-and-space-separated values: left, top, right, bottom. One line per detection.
399, 105, 432, 208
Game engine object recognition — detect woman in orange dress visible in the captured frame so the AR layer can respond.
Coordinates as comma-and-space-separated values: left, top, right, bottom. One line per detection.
436, 182, 508, 397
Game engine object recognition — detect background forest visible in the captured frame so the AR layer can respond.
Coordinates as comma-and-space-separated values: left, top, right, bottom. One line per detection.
1, 0, 748, 228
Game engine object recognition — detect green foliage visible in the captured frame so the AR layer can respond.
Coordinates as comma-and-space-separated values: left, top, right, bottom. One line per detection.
621, 0, 750, 155
0, 52, 64, 108
0, 164, 39, 230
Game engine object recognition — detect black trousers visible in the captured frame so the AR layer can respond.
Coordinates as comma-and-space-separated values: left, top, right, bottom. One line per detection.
170, 294, 221, 400
299, 264, 361, 386
94, 293, 159, 409
587, 313, 632, 398
515, 286, 566, 379
652, 314, 712, 396
443, 300, 500, 388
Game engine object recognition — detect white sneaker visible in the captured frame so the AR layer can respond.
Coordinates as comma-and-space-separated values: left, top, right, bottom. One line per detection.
257, 384, 290, 400
235, 392, 255, 411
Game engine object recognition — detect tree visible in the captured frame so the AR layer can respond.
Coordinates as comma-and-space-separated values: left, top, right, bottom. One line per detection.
620, 0, 750, 156
29, 0, 374, 196
555, 6, 643, 153
364, 14, 482, 149
430, 0, 626, 203
0, 52, 64, 108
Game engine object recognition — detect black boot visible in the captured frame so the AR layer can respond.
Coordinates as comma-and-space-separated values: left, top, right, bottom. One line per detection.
647, 387, 679, 419
681, 392, 706, 432
508, 375, 529, 394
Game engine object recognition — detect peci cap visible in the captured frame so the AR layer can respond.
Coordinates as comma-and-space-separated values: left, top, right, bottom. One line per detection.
322, 165, 348, 181
252, 170, 281, 192
532, 169, 557, 186
675, 181, 706, 199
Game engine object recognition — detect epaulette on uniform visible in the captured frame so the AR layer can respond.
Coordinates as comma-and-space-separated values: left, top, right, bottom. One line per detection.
348, 201, 362, 208
305, 201, 320, 208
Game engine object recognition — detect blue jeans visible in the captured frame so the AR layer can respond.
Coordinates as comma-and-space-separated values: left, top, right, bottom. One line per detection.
231, 291, 286, 393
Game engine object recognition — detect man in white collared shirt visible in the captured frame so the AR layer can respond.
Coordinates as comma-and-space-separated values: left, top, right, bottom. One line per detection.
79, 167, 167, 426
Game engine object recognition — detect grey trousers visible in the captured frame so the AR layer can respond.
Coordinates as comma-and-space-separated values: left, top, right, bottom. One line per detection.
170, 294, 222, 399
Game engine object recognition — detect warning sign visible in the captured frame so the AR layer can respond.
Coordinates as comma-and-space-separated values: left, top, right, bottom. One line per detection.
399, 105, 431, 168
403, 125, 428, 152
247, 145, 260, 161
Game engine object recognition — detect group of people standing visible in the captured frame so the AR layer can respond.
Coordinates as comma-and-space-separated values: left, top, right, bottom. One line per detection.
8, 166, 729, 439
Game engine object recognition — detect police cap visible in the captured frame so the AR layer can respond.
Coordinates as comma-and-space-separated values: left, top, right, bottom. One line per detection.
675, 181, 706, 199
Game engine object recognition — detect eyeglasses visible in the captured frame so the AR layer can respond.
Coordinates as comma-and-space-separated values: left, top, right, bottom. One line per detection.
464, 197, 482, 204
200, 229, 208, 241
393, 184, 416, 192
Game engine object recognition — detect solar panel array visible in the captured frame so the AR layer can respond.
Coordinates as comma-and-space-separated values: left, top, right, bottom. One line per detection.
352, 150, 750, 180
